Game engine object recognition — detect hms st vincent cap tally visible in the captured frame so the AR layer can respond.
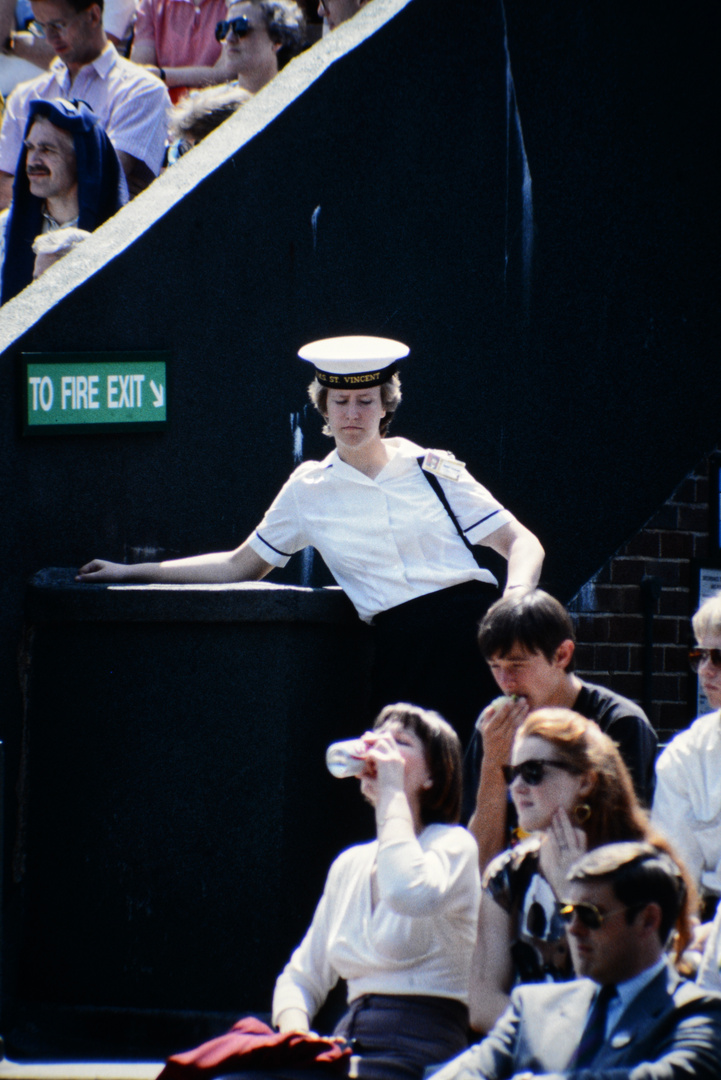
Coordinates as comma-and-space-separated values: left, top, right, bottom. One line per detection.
298, 335, 410, 389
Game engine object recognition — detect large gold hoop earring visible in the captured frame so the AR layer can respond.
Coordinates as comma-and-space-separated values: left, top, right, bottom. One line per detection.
574, 802, 591, 826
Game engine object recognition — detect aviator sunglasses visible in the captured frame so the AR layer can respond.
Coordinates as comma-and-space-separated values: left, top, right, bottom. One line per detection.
216, 15, 253, 40
556, 900, 638, 930
502, 758, 579, 786
688, 647, 721, 672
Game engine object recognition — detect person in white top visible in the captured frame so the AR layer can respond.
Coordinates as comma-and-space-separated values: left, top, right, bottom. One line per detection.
652, 591, 721, 913
0, 0, 169, 206
77, 336, 544, 738
269, 702, 481, 1079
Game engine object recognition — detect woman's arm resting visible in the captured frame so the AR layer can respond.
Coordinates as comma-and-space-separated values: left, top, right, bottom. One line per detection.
481, 519, 544, 595
76, 537, 273, 584
468, 892, 515, 1034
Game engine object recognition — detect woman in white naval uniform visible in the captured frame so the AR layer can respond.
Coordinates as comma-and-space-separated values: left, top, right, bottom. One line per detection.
78, 336, 544, 739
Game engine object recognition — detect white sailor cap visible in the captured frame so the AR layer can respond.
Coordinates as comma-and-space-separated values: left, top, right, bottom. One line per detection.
298, 335, 410, 389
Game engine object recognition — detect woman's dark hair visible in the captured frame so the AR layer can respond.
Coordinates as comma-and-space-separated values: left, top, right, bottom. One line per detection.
373, 702, 462, 825
478, 589, 576, 670
308, 374, 402, 438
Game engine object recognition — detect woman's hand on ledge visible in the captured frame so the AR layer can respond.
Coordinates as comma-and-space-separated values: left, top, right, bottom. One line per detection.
76, 559, 137, 583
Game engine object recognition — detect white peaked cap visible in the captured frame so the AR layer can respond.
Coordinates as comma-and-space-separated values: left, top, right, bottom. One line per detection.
298, 335, 410, 388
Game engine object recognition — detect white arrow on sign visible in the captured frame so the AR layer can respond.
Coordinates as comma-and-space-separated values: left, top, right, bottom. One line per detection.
150, 380, 165, 408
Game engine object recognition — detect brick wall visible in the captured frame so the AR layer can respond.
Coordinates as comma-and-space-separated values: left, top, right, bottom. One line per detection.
567, 449, 720, 744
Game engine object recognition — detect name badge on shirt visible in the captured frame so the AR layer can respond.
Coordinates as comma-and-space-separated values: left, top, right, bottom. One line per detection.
421, 450, 465, 482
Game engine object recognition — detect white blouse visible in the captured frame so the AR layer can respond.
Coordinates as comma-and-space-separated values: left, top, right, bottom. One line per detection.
272, 824, 481, 1024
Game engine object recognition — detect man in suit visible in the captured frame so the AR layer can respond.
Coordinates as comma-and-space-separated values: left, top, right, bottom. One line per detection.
431, 842, 721, 1079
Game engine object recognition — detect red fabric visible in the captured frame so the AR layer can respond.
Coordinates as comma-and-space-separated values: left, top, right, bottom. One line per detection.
157, 1016, 351, 1078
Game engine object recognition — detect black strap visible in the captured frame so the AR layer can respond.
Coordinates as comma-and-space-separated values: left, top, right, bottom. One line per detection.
417, 456, 485, 569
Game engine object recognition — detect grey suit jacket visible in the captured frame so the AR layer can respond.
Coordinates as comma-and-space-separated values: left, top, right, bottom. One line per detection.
431, 963, 721, 1079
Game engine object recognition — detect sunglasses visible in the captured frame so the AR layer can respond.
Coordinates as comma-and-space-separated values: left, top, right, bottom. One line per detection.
216, 15, 253, 40
688, 647, 721, 673
556, 901, 637, 930
502, 758, 579, 786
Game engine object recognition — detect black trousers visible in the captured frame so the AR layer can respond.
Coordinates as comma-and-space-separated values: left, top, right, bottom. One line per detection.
370, 580, 499, 747
215, 994, 470, 1080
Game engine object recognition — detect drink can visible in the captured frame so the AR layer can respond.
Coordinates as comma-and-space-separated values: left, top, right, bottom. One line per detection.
326, 738, 367, 779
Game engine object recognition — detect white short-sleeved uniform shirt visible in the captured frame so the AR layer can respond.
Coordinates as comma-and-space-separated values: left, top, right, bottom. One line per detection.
0, 45, 170, 178
247, 436, 513, 622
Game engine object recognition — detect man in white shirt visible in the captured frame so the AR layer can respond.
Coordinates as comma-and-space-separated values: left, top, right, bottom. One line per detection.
652, 591, 721, 912
431, 842, 721, 1080
0, 0, 169, 207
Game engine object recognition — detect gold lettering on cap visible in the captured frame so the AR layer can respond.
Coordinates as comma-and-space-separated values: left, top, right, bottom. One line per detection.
345, 372, 381, 385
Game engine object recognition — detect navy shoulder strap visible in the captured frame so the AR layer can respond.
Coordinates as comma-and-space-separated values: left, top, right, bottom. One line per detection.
417, 455, 484, 568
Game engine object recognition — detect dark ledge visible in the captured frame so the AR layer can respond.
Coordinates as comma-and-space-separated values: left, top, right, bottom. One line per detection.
26, 568, 361, 624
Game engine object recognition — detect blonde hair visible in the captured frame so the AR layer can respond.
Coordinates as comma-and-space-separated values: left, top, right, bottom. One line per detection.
308, 374, 402, 438
692, 590, 721, 641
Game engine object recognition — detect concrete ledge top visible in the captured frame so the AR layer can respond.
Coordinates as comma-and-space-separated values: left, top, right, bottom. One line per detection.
0, 1064, 162, 1080
26, 568, 361, 625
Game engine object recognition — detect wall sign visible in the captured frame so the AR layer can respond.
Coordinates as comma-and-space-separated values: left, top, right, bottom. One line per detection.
21, 351, 169, 434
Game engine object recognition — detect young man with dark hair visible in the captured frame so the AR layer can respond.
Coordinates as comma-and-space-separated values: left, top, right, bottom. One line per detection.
467, 590, 657, 870
432, 841, 721, 1080
0, 0, 169, 207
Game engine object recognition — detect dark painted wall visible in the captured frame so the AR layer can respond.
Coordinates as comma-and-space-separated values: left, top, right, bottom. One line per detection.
0, 0, 717, 1051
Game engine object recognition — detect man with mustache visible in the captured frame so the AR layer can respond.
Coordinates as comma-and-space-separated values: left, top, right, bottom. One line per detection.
0, 0, 169, 209
0, 97, 126, 302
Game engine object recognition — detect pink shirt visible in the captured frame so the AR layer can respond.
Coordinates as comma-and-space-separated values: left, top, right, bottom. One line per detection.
0, 45, 169, 177
133, 0, 226, 69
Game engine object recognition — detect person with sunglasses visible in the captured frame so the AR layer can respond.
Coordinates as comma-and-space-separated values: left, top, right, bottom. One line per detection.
466, 589, 657, 872
431, 842, 720, 1080
132, 0, 306, 101
468, 707, 692, 1036
652, 591, 721, 917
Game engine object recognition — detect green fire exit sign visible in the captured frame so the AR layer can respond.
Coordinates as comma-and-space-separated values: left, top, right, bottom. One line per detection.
22, 351, 169, 434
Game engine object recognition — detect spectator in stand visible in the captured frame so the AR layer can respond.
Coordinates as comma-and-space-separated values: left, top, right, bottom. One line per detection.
130, 0, 227, 103
133, 0, 305, 100
652, 591, 721, 917
466, 589, 658, 871
318, 0, 367, 33
4, 0, 139, 76
432, 842, 720, 1080
467, 708, 692, 1036
0, 0, 169, 208
166, 82, 251, 162
32, 223, 90, 277
0, 98, 126, 302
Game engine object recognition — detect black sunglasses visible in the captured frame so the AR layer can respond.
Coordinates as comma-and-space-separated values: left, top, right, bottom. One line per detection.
216, 15, 252, 40
502, 758, 579, 786
556, 900, 637, 930
688, 647, 721, 673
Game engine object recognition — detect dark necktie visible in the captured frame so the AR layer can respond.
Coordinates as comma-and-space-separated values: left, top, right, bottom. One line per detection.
573, 984, 617, 1067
